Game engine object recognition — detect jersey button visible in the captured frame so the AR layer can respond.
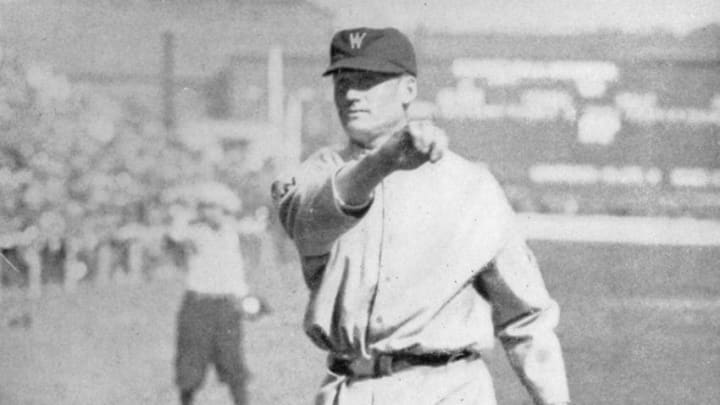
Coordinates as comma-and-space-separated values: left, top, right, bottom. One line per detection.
375, 315, 384, 324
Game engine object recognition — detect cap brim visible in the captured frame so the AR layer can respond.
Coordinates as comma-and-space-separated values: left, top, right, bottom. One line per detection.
322, 57, 406, 76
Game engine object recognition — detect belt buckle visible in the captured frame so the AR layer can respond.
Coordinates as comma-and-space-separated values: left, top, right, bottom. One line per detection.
347, 356, 375, 377
347, 354, 394, 378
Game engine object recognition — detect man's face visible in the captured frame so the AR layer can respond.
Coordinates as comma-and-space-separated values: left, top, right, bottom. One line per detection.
333, 70, 416, 146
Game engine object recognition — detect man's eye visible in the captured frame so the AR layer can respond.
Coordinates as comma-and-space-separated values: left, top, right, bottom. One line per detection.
336, 73, 390, 91
359, 78, 374, 88
352, 77, 380, 90
335, 79, 351, 90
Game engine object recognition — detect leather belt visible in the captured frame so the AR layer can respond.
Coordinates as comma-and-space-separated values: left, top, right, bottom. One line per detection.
328, 350, 479, 378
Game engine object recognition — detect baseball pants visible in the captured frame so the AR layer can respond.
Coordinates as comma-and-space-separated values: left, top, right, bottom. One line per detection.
175, 291, 248, 402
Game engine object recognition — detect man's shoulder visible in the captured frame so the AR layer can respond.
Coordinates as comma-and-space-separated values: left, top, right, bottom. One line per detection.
302, 146, 347, 174
434, 151, 512, 208
441, 152, 516, 229
295, 145, 346, 172
271, 146, 343, 201
441, 151, 498, 184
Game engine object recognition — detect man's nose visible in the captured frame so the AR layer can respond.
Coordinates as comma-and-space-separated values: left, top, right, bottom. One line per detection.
345, 87, 363, 101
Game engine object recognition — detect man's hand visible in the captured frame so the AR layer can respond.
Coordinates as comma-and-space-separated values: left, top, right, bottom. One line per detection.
376, 120, 448, 171
335, 121, 448, 207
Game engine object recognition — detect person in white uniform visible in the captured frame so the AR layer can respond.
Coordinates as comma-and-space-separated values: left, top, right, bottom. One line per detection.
168, 182, 267, 405
272, 27, 571, 405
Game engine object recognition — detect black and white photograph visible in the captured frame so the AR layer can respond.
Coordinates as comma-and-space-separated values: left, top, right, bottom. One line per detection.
1, 1, 719, 404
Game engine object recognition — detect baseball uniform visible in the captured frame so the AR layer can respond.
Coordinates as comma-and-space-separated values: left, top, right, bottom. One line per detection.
170, 219, 250, 405
272, 143, 570, 405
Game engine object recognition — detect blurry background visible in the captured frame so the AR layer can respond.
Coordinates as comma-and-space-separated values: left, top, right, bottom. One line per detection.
0, 1, 718, 404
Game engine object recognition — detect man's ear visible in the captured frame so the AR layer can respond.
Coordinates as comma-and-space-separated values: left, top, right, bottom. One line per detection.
399, 74, 418, 105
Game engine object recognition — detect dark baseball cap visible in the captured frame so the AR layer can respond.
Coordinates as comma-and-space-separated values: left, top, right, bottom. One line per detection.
322, 27, 417, 77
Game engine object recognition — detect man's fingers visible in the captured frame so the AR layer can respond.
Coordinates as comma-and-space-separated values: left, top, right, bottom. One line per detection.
386, 120, 447, 170
408, 121, 429, 154
412, 136, 430, 154
428, 132, 447, 163
428, 141, 443, 162
408, 120, 447, 163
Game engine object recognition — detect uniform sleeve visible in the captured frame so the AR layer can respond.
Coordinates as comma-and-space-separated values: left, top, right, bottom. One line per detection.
475, 231, 570, 405
271, 150, 371, 257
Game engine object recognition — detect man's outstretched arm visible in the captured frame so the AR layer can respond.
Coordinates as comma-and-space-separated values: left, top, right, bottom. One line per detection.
335, 121, 448, 207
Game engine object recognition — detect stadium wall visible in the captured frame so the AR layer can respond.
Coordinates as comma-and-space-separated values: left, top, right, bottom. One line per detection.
222, 53, 720, 217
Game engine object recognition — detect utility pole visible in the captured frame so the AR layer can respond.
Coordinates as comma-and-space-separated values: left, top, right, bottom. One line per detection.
267, 46, 284, 128
162, 31, 176, 132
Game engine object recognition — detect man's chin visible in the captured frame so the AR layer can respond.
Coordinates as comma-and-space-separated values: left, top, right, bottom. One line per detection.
344, 119, 370, 131
344, 124, 375, 144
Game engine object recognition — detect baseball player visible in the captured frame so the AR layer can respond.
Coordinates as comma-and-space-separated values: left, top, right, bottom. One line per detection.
167, 182, 268, 405
271, 27, 570, 405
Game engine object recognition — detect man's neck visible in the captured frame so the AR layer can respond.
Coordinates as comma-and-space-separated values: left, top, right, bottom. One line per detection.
349, 120, 407, 150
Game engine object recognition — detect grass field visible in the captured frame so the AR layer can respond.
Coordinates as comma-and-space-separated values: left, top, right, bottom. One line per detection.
1, 241, 719, 405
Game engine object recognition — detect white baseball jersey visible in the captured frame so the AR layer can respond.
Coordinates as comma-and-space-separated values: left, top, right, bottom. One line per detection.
273, 144, 569, 405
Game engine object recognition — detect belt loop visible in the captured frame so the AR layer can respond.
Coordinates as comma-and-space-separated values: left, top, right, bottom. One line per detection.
447, 349, 467, 363
375, 354, 394, 377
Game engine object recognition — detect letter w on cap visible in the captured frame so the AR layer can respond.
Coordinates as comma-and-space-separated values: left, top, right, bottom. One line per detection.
348, 32, 367, 49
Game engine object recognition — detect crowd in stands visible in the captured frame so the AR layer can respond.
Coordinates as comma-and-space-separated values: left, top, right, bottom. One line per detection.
0, 45, 286, 296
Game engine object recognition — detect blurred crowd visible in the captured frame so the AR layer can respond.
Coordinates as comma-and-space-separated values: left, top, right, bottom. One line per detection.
1, 36, 718, 296
0, 44, 288, 295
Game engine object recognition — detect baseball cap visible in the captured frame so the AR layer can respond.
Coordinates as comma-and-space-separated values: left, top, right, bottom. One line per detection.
322, 27, 417, 77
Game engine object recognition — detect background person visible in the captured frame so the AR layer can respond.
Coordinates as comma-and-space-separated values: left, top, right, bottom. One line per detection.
167, 182, 268, 405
